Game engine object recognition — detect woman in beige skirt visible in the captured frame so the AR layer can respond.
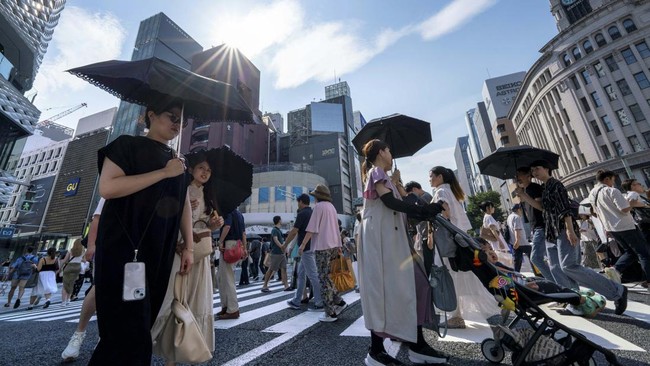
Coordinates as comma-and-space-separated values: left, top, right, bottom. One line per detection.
151, 151, 223, 365
60, 240, 85, 306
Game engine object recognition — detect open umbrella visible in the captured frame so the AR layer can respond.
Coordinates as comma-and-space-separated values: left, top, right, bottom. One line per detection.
477, 145, 560, 179
67, 57, 253, 122
352, 114, 431, 158
185, 146, 253, 216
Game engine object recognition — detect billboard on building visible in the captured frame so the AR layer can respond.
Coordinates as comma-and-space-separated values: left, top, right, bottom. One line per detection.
482, 72, 526, 123
16, 175, 56, 229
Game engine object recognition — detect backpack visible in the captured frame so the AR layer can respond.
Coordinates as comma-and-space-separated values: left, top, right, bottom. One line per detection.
17, 256, 35, 277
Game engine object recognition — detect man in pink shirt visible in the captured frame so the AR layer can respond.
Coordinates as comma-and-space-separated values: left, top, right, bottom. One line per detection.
298, 185, 346, 322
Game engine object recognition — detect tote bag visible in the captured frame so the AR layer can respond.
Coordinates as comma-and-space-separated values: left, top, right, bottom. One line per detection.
330, 255, 355, 292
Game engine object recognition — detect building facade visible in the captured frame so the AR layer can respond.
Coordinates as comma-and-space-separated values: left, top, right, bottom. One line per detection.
510, 0, 650, 198
0, 0, 65, 173
454, 135, 475, 197
109, 13, 203, 142
464, 103, 493, 194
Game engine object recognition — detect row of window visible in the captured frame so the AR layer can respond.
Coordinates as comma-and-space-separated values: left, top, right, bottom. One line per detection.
15, 160, 58, 179
17, 147, 63, 168
562, 18, 637, 67
257, 186, 311, 204
600, 131, 650, 159
575, 67, 650, 117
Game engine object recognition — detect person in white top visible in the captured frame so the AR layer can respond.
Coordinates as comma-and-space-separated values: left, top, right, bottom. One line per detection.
429, 166, 499, 329
506, 204, 532, 272
622, 178, 650, 265
588, 170, 650, 287
479, 201, 508, 252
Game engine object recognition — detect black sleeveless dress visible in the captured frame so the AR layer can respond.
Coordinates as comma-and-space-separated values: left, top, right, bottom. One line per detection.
90, 136, 188, 366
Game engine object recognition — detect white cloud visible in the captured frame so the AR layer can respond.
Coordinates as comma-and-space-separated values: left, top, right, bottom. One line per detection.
32, 6, 126, 106
395, 146, 457, 195
210, 0, 304, 58
418, 0, 498, 40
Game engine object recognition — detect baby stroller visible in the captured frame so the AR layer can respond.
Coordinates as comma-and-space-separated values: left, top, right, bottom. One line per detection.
432, 216, 622, 366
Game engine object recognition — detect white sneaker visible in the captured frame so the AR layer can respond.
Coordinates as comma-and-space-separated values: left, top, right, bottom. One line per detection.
604, 267, 622, 284
318, 313, 338, 322
333, 302, 348, 316
62, 331, 86, 361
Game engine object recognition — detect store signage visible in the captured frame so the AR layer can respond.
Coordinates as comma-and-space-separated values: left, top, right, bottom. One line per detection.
64, 177, 80, 197
0, 227, 14, 238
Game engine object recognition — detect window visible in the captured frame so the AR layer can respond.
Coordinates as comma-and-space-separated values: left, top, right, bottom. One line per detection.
570, 75, 581, 89
581, 69, 591, 84
608, 25, 621, 40
562, 53, 571, 67
616, 109, 631, 126
572, 47, 582, 60
635, 41, 650, 59
617, 79, 632, 96
292, 186, 303, 198
604, 84, 618, 100
612, 141, 624, 156
258, 187, 269, 203
583, 40, 594, 54
593, 62, 606, 78
629, 103, 646, 121
496, 124, 506, 134
644, 131, 650, 147
500, 136, 509, 146
580, 97, 591, 112
590, 120, 602, 136
602, 115, 614, 131
634, 72, 650, 89
604, 55, 618, 71
595, 33, 606, 47
601, 145, 612, 159
591, 92, 602, 107
629, 136, 643, 152
621, 48, 637, 65
275, 186, 285, 200
623, 19, 637, 33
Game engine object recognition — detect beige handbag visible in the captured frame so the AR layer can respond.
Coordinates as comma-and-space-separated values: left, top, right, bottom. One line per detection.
192, 228, 214, 261
157, 273, 212, 364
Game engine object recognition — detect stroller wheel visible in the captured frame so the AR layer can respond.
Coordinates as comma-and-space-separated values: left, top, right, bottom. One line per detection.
481, 338, 505, 364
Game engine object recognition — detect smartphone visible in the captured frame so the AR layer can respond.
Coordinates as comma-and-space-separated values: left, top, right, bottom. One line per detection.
123, 262, 146, 301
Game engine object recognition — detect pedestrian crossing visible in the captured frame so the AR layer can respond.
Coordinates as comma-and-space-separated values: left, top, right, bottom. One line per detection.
0, 280, 647, 355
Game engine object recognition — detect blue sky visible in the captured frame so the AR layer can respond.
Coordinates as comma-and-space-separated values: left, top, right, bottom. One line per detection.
32, 0, 558, 190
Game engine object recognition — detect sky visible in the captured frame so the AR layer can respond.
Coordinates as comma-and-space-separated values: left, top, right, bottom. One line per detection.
30, 0, 559, 193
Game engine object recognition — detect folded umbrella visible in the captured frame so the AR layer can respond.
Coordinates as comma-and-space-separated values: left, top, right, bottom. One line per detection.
352, 114, 431, 159
67, 57, 254, 122
185, 146, 253, 216
477, 145, 560, 180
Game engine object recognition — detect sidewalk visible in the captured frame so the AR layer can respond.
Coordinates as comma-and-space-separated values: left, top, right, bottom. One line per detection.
0, 280, 92, 314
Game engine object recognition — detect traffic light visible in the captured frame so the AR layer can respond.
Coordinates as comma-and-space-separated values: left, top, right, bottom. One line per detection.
19, 184, 36, 212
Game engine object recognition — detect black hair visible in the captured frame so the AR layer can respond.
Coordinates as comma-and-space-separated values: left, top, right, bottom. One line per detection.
516, 166, 531, 175
404, 181, 422, 193
297, 193, 310, 205
185, 150, 216, 216
478, 201, 494, 212
596, 169, 616, 183
144, 98, 183, 128
430, 166, 465, 201
47, 247, 56, 259
273, 215, 281, 225
530, 159, 554, 175
25, 246, 34, 254
361, 139, 390, 184
621, 178, 636, 192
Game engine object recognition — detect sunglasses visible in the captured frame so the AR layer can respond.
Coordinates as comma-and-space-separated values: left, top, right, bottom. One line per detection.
163, 112, 185, 126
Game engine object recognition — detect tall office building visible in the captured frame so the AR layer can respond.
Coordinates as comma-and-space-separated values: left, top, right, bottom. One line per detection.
464, 102, 492, 193
510, 0, 650, 198
454, 135, 475, 197
325, 80, 351, 99
0, 1, 65, 173
108, 13, 203, 142
263, 112, 283, 133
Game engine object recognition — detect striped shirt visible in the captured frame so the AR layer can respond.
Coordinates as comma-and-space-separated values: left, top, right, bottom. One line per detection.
541, 177, 577, 242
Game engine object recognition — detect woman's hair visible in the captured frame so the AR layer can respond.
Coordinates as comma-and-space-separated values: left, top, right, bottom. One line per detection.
71, 239, 84, 257
144, 98, 183, 128
185, 151, 216, 216
430, 166, 465, 201
621, 178, 636, 192
47, 247, 56, 259
478, 201, 494, 212
361, 139, 389, 184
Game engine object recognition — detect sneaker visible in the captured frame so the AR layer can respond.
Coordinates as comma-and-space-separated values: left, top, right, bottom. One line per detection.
283, 287, 293, 292
300, 297, 310, 304
43, 300, 50, 309
408, 344, 449, 364
286, 300, 301, 310
333, 300, 348, 316
62, 331, 86, 361
365, 351, 404, 366
614, 287, 628, 315
443, 316, 466, 329
13, 299, 20, 309
307, 304, 325, 312
26, 306, 33, 311
318, 312, 338, 322
604, 267, 622, 284
260, 287, 271, 293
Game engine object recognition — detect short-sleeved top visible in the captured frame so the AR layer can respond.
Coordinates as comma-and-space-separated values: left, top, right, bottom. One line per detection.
261, 241, 270, 254
432, 183, 472, 231
589, 184, 636, 232
11, 255, 38, 279
270, 227, 284, 254
579, 220, 599, 242
507, 213, 529, 245
305, 201, 341, 251
294, 206, 313, 252
249, 240, 261, 256
94, 198, 106, 217
483, 213, 499, 231
541, 177, 577, 242
223, 210, 245, 241
524, 183, 545, 229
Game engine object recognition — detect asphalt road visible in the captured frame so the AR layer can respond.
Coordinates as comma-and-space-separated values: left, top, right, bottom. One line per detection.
0, 278, 648, 365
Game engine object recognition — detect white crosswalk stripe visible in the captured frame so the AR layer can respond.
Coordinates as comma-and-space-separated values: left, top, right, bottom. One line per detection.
0, 279, 648, 356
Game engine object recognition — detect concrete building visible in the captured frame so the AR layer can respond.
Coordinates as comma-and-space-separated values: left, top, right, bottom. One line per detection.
109, 13, 203, 142
510, 0, 650, 198
454, 135, 475, 197
263, 112, 284, 133
0, 0, 64, 174
464, 103, 492, 193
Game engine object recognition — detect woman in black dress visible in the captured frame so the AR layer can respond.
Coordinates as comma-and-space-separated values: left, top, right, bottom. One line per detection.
89, 99, 194, 365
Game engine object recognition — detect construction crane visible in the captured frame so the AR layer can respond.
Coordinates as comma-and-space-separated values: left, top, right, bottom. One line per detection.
37, 103, 87, 127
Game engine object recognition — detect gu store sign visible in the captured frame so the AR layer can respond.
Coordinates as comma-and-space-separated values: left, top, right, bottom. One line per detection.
64, 177, 80, 197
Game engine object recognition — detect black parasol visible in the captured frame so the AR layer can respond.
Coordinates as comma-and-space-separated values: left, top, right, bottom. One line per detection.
352, 114, 431, 159
477, 145, 560, 179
